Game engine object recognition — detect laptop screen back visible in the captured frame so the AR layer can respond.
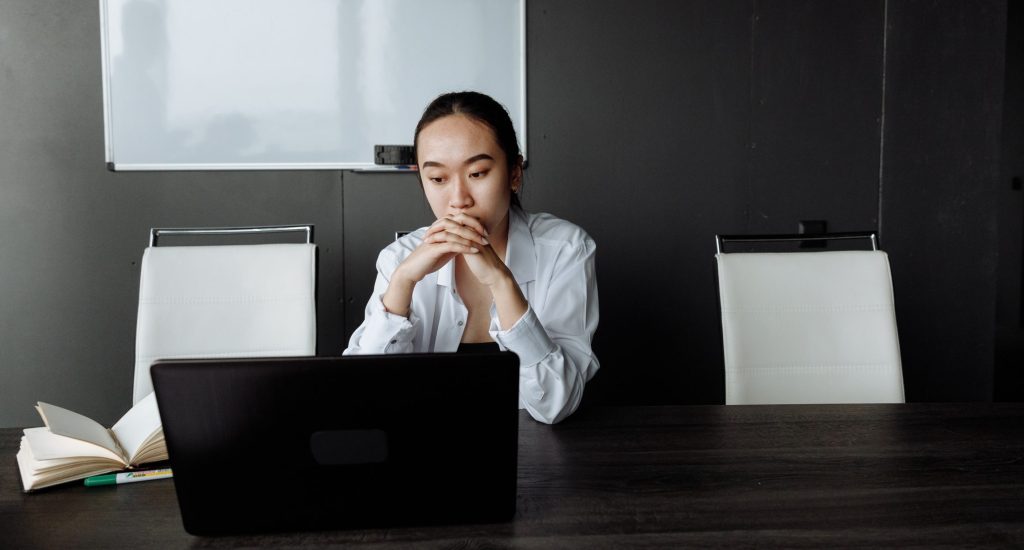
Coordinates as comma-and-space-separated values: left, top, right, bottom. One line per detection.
151, 352, 519, 535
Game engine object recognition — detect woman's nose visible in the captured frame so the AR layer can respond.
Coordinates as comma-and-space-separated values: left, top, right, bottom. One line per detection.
449, 177, 473, 208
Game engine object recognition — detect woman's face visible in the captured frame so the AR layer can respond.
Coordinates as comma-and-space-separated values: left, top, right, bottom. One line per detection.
417, 114, 520, 235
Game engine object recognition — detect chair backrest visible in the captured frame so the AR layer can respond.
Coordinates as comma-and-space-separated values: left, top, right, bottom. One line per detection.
133, 225, 317, 404
715, 233, 904, 405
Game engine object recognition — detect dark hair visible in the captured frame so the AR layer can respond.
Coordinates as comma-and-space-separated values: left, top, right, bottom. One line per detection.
414, 91, 523, 207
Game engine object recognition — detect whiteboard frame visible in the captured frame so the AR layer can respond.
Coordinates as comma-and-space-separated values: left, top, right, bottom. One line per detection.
98, 0, 527, 172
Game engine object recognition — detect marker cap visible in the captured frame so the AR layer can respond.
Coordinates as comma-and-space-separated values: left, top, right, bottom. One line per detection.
84, 474, 117, 487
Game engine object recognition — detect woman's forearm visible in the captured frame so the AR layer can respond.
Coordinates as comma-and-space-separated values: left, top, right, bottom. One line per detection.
489, 274, 528, 330
381, 270, 417, 317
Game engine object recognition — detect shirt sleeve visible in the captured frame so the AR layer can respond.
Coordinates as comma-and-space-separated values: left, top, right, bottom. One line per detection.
343, 250, 419, 355
489, 235, 600, 424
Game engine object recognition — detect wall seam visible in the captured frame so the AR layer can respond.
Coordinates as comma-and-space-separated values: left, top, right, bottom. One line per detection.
746, 0, 758, 233
338, 170, 346, 347
877, 0, 889, 243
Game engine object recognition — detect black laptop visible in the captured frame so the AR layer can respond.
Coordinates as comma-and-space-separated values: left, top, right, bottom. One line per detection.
150, 352, 519, 536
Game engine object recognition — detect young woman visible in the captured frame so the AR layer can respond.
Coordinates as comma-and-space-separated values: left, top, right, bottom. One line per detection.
344, 91, 599, 424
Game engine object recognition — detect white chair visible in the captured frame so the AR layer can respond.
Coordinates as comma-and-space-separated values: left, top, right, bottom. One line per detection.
715, 232, 904, 405
132, 225, 317, 404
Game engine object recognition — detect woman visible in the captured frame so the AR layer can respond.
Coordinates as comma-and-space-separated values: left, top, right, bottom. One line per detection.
344, 91, 599, 424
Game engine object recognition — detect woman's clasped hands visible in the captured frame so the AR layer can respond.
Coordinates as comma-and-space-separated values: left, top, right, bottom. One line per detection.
393, 211, 511, 292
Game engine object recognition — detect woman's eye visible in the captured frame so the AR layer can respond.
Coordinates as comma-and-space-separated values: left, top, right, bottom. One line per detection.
469, 171, 487, 179
429, 176, 445, 184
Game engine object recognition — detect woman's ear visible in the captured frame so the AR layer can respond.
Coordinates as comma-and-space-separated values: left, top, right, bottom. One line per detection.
510, 155, 524, 191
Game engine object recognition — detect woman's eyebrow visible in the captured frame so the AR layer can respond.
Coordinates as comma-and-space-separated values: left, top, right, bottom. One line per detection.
422, 153, 494, 169
464, 153, 495, 165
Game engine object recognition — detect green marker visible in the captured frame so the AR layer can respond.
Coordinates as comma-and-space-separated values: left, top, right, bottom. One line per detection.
84, 468, 172, 487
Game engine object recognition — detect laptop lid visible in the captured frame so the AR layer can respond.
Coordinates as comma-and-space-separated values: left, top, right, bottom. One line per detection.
151, 352, 519, 536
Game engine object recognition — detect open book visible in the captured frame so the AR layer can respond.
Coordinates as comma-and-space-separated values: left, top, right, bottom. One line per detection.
16, 392, 167, 491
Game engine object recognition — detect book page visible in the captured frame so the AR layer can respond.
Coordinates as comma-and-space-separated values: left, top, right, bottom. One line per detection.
111, 391, 163, 463
17, 434, 122, 491
22, 427, 124, 464
36, 402, 122, 457
131, 430, 169, 465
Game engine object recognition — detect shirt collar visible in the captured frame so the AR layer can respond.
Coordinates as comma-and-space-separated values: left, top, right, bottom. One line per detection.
437, 207, 535, 288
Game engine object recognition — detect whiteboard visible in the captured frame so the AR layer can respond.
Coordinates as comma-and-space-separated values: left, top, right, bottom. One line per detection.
99, 0, 526, 171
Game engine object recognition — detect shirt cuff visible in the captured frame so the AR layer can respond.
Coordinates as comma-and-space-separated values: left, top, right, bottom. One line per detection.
362, 294, 418, 352
489, 305, 556, 366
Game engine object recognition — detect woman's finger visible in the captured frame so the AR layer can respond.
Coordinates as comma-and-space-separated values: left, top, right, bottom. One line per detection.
437, 241, 479, 254
446, 212, 489, 237
428, 230, 482, 250
437, 217, 488, 245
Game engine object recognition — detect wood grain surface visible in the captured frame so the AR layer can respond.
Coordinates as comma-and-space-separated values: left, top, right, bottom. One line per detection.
2, 404, 1022, 548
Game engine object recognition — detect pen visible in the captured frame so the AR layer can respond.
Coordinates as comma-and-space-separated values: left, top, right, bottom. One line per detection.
84, 468, 173, 487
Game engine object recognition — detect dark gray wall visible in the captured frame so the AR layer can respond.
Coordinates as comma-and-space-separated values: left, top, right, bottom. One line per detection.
0, 0, 1014, 427
881, 0, 1006, 401
996, 0, 1024, 400
526, 0, 752, 404
520, 0, 887, 405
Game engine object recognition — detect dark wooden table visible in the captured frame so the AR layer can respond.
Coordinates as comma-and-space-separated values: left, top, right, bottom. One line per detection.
2, 404, 1023, 548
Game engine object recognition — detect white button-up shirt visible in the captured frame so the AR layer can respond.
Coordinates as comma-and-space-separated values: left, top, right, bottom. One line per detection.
344, 208, 600, 424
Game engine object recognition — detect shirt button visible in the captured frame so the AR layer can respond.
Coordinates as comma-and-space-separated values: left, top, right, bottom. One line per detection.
457, 320, 464, 327
390, 339, 397, 344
